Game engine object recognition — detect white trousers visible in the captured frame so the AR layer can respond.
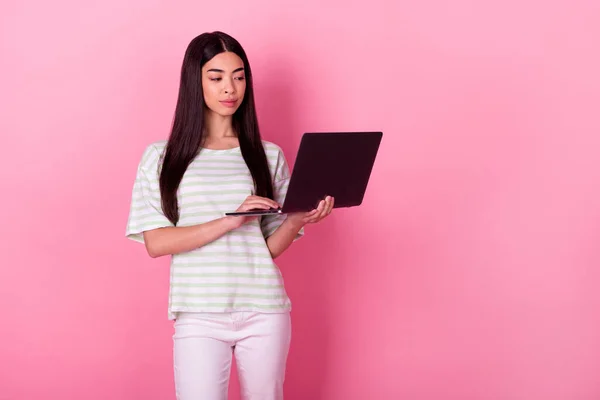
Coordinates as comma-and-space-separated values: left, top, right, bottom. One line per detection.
173, 311, 292, 400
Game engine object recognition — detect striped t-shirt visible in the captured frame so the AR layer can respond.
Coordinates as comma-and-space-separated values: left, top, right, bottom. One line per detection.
125, 140, 303, 320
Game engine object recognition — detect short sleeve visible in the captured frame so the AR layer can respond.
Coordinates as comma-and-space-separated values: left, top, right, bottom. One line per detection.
125, 143, 174, 243
260, 145, 305, 240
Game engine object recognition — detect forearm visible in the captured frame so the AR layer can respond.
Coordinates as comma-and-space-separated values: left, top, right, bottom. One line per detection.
266, 218, 304, 259
143, 216, 239, 258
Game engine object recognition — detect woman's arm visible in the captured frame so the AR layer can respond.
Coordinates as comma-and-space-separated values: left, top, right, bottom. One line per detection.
266, 218, 305, 259
143, 216, 239, 258
266, 196, 335, 259
143, 195, 280, 258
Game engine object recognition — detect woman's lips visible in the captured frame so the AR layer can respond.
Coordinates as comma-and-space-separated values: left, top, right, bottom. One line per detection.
220, 99, 237, 108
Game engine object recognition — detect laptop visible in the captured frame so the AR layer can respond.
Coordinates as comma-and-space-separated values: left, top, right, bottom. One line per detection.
225, 131, 383, 216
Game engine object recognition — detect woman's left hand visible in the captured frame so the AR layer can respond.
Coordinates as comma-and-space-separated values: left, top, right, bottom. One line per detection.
287, 196, 335, 226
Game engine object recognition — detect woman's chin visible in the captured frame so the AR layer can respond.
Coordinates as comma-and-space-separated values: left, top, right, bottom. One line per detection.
206, 106, 239, 118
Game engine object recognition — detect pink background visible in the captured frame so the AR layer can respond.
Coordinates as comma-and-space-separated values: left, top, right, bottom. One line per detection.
1, 1, 600, 399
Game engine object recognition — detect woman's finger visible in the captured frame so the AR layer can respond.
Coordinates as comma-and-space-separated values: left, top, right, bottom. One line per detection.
326, 196, 334, 214
301, 208, 319, 223
321, 196, 331, 215
307, 208, 319, 216
245, 199, 279, 209
246, 195, 279, 207
317, 200, 325, 212
319, 200, 329, 219
307, 197, 334, 222
302, 208, 318, 218
258, 198, 280, 209
304, 204, 325, 223
243, 201, 269, 209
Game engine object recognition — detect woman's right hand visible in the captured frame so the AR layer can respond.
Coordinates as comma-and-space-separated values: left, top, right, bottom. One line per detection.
228, 195, 280, 228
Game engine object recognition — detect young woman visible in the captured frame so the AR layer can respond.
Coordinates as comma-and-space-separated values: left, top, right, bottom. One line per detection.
125, 31, 333, 399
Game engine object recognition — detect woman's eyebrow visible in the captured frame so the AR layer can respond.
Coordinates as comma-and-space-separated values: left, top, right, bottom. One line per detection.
206, 67, 245, 73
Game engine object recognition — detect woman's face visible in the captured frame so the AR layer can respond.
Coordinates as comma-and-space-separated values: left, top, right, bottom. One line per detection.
202, 51, 246, 117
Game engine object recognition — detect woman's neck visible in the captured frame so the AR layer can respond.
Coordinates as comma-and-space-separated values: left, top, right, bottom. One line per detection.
203, 109, 239, 149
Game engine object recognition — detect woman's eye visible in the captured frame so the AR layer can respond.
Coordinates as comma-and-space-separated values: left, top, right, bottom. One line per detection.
208, 76, 243, 81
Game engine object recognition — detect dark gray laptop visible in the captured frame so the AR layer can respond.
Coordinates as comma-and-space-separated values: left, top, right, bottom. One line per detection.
225, 131, 383, 216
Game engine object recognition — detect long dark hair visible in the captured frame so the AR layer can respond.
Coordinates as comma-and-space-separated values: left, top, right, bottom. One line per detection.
159, 31, 274, 225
